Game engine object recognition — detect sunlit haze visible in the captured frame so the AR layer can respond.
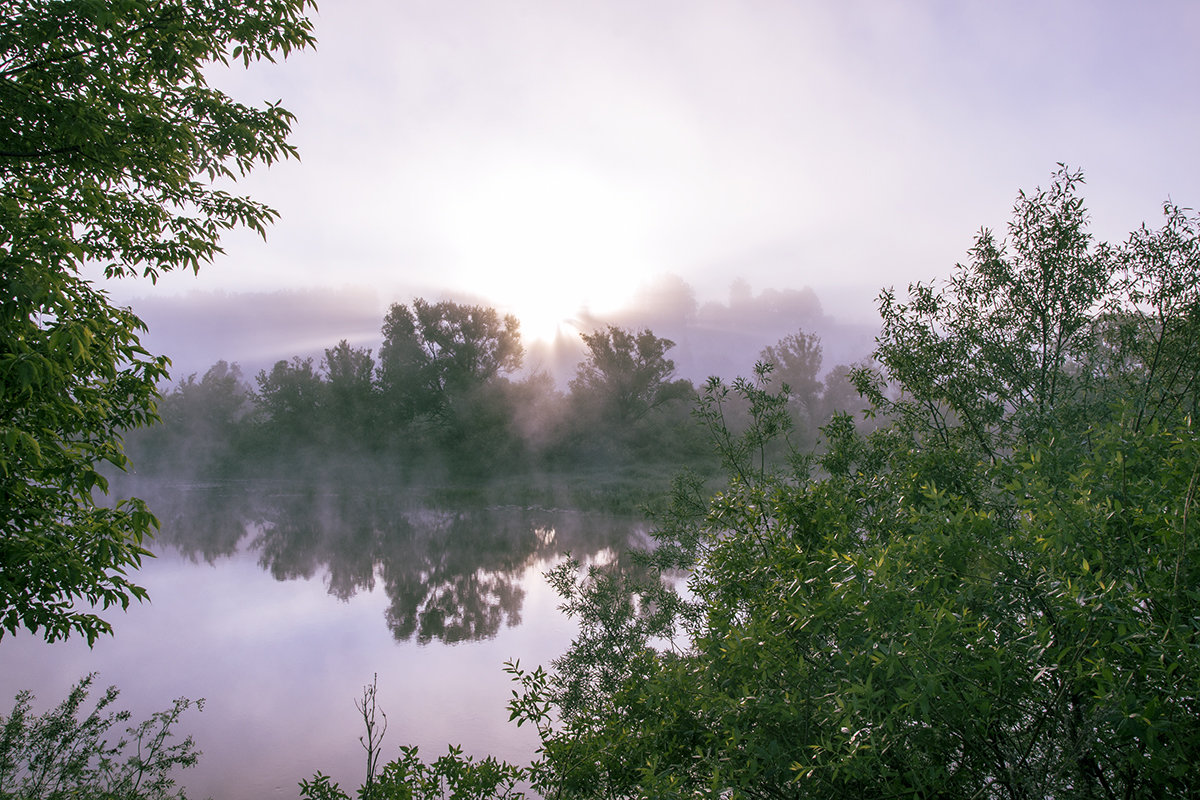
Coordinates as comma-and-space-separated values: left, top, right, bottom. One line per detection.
84, 0, 1200, 374
435, 158, 659, 341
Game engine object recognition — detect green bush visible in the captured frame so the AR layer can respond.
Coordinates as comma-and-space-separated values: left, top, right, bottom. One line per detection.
0, 675, 202, 800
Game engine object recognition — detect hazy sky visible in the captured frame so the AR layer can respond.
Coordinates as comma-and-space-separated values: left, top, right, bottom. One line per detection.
92, 0, 1199, 347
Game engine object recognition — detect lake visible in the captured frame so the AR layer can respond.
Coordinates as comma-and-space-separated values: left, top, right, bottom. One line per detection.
0, 480, 651, 799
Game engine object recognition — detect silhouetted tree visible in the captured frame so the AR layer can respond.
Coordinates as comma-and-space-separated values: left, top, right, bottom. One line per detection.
570, 326, 688, 426
126, 361, 252, 475
378, 299, 523, 427
759, 331, 823, 414
320, 340, 378, 448
816, 363, 864, 423
254, 356, 323, 454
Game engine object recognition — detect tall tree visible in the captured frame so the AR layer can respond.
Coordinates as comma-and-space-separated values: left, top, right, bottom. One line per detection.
254, 357, 323, 446
125, 360, 252, 476
569, 325, 686, 426
378, 299, 523, 425
759, 329, 825, 441
0, 0, 315, 643
759, 330, 823, 410
320, 340, 378, 447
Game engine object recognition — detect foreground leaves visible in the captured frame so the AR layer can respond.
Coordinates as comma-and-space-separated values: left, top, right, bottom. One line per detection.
502, 168, 1200, 799
0, 674, 202, 800
1, 0, 315, 642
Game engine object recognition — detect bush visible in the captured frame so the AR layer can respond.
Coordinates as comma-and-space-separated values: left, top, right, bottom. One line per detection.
0, 675, 202, 800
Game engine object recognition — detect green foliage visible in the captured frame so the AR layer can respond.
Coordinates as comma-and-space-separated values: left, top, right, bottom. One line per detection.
569, 325, 687, 426
300, 747, 528, 800
1, 272, 164, 643
0, 0, 315, 642
372, 746, 528, 800
0, 0, 316, 280
1101, 200, 1200, 429
520, 392, 1200, 799
693, 362, 804, 483
0, 674, 202, 800
499, 168, 1200, 799
301, 677, 528, 800
379, 299, 523, 426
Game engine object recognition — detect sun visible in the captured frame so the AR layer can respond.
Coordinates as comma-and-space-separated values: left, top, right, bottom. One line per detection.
436, 160, 657, 343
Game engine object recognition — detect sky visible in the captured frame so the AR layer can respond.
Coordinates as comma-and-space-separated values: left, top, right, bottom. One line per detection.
89, 0, 1200, 376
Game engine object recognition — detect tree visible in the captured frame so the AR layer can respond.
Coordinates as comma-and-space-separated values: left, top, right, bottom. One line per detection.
872, 166, 1115, 459
1, 0, 315, 642
561, 325, 695, 466
254, 356, 323, 448
816, 361, 871, 424
569, 325, 688, 426
759, 329, 823, 415
869, 165, 1200, 465
320, 340, 379, 448
759, 329, 826, 445
1100, 200, 1200, 429
378, 299, 523, 425
0, 674, 202, 800
504, 168, 1200, 799
124, 360, 253, 476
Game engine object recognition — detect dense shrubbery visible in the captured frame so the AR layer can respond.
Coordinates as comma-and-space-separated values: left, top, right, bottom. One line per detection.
495, 167, 1200, 799
299, 167, 1200, 799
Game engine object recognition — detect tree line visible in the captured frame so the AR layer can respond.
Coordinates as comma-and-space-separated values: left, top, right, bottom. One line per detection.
125, 299, 870, 486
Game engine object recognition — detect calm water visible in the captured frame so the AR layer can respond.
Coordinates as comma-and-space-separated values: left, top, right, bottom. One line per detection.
0, 480, 649, 799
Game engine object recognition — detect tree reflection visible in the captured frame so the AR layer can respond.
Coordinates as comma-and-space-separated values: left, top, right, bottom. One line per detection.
134, 480, 641, 644
140, 482, 256, 564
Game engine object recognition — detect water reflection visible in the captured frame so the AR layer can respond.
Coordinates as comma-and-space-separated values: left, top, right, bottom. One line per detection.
135, 480, 642, 644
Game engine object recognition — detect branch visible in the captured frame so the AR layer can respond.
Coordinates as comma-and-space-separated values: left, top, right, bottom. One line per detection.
0, 15, 173, 80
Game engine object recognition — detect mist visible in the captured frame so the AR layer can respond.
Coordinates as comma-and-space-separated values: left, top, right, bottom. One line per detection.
122, 276, 878, 389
